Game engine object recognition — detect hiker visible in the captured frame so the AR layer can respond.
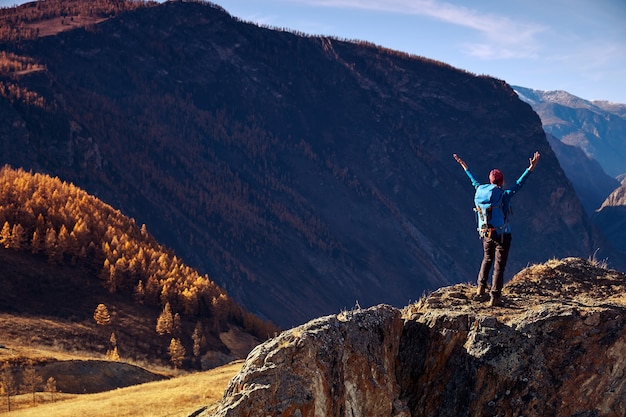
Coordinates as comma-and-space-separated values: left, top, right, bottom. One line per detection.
453, 151, 540, 307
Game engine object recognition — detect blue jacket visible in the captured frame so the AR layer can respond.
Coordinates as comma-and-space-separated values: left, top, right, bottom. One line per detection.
464, 168, 532, 234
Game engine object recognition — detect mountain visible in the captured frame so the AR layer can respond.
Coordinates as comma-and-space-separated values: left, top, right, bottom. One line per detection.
513, 86, 626, 178
513, 86, 626, 259
0, 0, 618, 328
0, 166, 275, 371
594, 177, 626, 253
204, 257, 626, 417
544, 133, 620, 216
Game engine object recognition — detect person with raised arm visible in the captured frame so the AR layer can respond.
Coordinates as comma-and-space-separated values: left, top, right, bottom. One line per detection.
453, 151, 540, 307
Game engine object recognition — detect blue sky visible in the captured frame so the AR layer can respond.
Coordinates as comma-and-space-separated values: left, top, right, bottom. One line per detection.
213, 0, 626, 103
2, 0, 625, 103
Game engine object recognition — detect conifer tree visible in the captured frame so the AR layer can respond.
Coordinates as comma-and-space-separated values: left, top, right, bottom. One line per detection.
0, 363, 15, 412
106, 332, 120, 361
9, 223, 26, 250
156, 302, 173, 335
44, 227, 60, 263
93, 303, 111, 325
173, 312, 182, 337
20, 361, 43, 405
0, 221, 11, 248
44, 377, 57, 403
192, 321, 205, 359
133, 280, 145, 304
31, 229, 43, 254
30, 213, 46, 253
106, 346, 120, 361
168, 338, 186, 369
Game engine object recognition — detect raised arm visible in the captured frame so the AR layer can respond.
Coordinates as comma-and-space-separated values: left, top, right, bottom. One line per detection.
453, 154, 480, 188
508, 151, 541, 194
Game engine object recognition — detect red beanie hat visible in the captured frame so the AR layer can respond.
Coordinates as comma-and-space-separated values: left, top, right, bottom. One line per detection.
489, 169, 504, 186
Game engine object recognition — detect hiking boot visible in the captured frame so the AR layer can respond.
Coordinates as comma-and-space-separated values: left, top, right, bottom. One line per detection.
473, 285, 489, 302
489, 294, 504, 307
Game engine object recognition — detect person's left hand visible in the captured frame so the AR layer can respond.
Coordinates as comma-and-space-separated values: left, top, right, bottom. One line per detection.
453, 154, 468, 170
529, 151, 540, 171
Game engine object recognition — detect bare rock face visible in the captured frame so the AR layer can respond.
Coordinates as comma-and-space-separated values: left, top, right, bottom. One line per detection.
207, 304, 406, 417
202, 258, 626, 417
399, 257, 626, 417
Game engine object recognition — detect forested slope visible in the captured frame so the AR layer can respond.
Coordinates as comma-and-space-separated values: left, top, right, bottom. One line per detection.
0, 165, 276, 367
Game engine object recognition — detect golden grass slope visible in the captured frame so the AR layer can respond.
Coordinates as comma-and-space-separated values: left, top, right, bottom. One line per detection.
5, 361, 243, 417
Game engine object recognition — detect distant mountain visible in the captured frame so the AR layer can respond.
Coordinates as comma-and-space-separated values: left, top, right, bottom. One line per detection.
513, 86, 626, 178
594, 177, 626, 253
0, 0, 618, 328
513, 86, 626, 260
544, 133, 619, 215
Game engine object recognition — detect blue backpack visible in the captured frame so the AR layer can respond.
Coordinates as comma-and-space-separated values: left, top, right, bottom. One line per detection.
474, 184, 506, 239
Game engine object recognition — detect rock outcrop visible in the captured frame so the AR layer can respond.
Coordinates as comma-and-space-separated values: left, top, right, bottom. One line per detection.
208, 304, 406, 417
202, 258, 626, 417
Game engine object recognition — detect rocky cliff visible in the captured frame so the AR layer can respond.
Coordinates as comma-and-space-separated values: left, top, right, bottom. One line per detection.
202, 257, 626, 417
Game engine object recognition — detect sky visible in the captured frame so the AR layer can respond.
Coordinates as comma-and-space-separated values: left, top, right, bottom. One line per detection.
2, 0, 625, 103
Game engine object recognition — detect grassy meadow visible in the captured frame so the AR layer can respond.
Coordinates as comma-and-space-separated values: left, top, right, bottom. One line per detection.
3, 361, 242, 417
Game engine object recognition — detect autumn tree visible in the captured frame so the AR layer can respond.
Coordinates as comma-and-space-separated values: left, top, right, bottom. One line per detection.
9, 223, 26, 249
20, 361, 43, 405
44, 377, 57, 403
173, 312, 182, 337
0, 363, 15, 412
31, 229, 43, 254
156, 302, 173, 336
0, 221, 10, 248
106, 346, 120, 361
44, 227, 60, 263
192, 321, 206, 359
168, 338, 186, 369
133, 280, 145, 304
106, 332, 120, 361
93, 303, 111, 325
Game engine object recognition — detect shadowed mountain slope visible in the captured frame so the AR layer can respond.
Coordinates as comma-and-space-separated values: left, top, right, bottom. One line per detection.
0, 1, 617, 327
594, 177, 626, 254
545, 133, 620, 215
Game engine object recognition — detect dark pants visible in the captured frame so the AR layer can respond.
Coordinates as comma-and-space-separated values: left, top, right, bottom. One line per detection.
477, 233, 512, 296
